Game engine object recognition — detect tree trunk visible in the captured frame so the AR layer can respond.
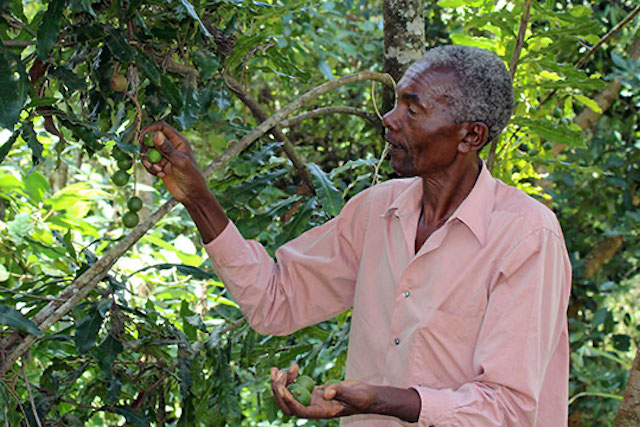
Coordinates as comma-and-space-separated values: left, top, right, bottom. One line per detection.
615, 348, 640, 426
382, 0, 425, 113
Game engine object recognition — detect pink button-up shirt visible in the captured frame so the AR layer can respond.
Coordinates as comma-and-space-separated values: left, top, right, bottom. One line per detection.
205, 162, 571, 426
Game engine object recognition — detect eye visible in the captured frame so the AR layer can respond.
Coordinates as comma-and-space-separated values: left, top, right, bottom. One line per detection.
407, 106, 417, 116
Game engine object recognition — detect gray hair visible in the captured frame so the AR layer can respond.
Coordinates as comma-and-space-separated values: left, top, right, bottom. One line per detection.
417, 45, 514, 145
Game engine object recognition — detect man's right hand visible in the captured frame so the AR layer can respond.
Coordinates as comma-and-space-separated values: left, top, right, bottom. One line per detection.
139, 122, 209, 206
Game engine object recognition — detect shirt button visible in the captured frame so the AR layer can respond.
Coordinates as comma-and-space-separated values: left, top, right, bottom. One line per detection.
403, 290, 410, 298
394, 338, 400, 345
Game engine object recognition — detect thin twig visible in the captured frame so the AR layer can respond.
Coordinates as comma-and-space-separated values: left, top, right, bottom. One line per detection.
280, 107, 378, 128
21, 361, 43, 427
0, 286, 66, 302
488, 0, 532, 172
2, 14, 36, 36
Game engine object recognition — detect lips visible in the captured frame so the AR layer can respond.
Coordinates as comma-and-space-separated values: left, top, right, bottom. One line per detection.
385, 136, 405, 152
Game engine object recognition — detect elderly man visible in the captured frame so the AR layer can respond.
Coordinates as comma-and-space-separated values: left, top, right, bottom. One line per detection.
141, 45, 571, 426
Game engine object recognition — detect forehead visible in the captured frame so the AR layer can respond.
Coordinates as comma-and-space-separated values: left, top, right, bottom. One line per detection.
396, 62, 461, 103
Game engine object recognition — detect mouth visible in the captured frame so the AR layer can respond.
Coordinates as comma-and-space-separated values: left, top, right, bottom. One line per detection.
385, 137, 405, 152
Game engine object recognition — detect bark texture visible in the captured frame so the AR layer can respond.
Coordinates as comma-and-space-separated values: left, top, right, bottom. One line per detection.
615, 349, 640, 426
382, 0, 425, 113
581, 235, 623, 279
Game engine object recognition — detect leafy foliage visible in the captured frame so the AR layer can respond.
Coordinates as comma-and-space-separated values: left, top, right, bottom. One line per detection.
0, 0, 638, 425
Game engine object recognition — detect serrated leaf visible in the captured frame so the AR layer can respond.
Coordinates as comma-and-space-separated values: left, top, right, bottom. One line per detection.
307, 163, 343, 217
0, 304, 41, 335
36, 0, 67, 60
105, 28, 136, 63
178, 0, 212, 39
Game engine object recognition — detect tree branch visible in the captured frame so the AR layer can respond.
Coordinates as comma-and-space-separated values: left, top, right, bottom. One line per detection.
538, 4, 640, 109
575, 4, 640, 69
487, 0, 531, 171
0, 71, 395, 374
280, 106, 378, 128
223, 73, 315, 194
615, 346, 640, 426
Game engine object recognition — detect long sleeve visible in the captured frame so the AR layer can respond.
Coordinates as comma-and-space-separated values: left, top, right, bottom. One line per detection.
412, 228, 571, 426
204, 190, 371, 336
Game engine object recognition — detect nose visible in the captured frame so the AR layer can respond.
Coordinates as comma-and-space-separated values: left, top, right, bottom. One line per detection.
382, 107, 399, 131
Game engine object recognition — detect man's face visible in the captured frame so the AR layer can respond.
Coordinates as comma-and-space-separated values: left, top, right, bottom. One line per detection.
382, 62, 467, 177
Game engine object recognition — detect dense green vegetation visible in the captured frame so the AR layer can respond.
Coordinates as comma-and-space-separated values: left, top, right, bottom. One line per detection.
0, 0, 639, 425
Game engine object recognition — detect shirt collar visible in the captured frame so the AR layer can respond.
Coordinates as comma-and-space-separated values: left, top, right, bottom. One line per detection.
383, 160, 496, 246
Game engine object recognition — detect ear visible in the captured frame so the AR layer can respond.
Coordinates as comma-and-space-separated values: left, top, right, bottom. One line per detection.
458, 122, 488, 154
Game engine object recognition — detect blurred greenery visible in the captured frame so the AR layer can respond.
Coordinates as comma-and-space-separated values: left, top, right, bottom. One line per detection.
0, 0, 639, 425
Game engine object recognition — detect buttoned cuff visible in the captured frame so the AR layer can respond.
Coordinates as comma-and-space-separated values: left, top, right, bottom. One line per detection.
203, 221, 250, 268
412, 386, 458, 426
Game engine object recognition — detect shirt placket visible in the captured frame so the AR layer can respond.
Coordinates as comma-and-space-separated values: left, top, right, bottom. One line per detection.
384, 220, 453, 385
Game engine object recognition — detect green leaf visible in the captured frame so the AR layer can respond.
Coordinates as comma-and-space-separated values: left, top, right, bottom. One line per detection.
178, 0, 212, 39
112, 406, 150, 427
0, 50, 22, 131
62, 230, 77, 260
49, 66, 88, 91
0, 132, 19, 165
26, 97, 59, 108
160, 75, 183, 110
513, 117, 583, 147
23, 170, 50, 204
97, 335, 123, 376
0, 305, 41, 335
8, 212, 33, 245
105, 28, 136, 64
21, 122, 44, 165
438, 0, 483, 7
307, 163, 343, 217
74, 301, 107, 353
36, 0, 67, 60
135, 50, 161, 86
573, 94, 603, 114
318, 60, 334, 80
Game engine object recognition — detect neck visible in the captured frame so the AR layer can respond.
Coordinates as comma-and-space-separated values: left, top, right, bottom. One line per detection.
418, 156, 481, 227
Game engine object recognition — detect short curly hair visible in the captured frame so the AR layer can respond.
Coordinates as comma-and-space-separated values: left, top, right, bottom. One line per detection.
417, 45, 514, 145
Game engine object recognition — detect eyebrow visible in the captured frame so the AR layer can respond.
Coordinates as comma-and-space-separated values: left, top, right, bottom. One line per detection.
399, 92, 433, 110
400, 92, 421, 104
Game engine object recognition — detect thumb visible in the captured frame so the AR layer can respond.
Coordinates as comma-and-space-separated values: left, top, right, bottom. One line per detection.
323, 384, 342, 401
153, 131, 181, 162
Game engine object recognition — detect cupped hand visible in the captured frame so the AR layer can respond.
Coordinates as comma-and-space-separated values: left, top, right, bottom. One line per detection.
270, 364, 378, 420
139, 122, 209, 205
